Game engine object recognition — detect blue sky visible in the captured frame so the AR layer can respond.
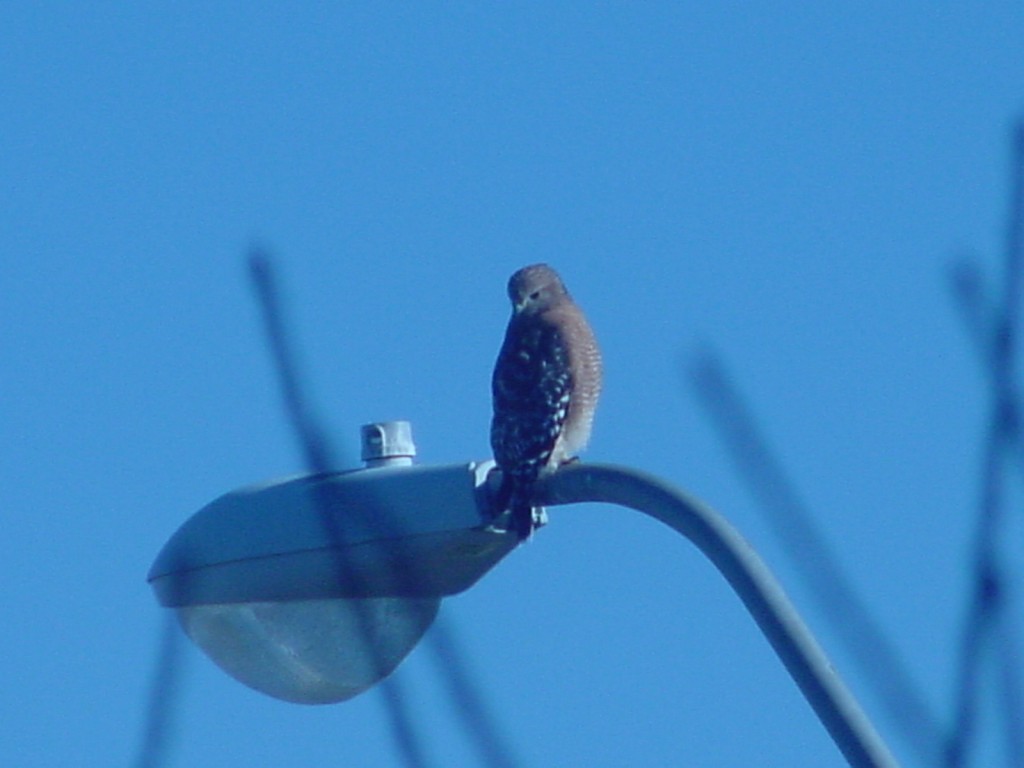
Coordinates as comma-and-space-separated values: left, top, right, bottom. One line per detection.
3, 4, 1024, 766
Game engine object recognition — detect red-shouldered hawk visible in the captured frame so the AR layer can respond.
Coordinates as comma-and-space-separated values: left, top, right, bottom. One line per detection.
491, 264, 602, 540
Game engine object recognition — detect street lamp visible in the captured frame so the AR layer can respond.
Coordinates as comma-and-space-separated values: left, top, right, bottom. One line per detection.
148, 421, 896, 767
147, 421, 517, 704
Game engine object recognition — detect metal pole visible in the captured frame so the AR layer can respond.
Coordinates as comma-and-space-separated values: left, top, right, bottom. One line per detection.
534, 463, 899, 768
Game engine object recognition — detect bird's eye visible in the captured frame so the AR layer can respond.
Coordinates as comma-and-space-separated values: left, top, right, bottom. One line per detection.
529, 291, 541, 300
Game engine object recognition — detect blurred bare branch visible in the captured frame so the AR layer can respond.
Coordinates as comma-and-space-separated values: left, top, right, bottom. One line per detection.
249, 248, 429, 767
133, 613, 184, 768
945, 121, 1024, 768
689, 348, 942, 764
248, 249, 519, 768
248, 250, 337, 472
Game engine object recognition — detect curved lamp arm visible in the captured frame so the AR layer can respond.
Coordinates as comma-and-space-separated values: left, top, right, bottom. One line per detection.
533, 463, 898, 768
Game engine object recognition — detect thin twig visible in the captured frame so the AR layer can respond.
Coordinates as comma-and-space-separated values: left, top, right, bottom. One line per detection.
248, 249, 430, 768
248, 249, 520, 768
996, 616, 1024, 766
133, 613, 184, 768
945, 121, 1024, 768
689, 349, 942, 764
427, 623, 521, 768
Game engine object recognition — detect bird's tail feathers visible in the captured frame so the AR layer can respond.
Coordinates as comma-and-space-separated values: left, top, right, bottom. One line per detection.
509, 491, 536, 541
494, 472, 542, 541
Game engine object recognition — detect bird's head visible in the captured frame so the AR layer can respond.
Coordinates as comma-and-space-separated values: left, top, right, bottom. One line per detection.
508, 264, 569, 315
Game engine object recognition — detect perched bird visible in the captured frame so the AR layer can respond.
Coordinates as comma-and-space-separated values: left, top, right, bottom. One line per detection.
490, 264, 602, 539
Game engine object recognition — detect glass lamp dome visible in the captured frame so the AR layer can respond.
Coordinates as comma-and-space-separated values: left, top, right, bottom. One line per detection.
148, 423, 517, 704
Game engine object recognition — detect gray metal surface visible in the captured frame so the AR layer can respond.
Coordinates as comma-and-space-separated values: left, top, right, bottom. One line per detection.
149, 461, 517, 607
